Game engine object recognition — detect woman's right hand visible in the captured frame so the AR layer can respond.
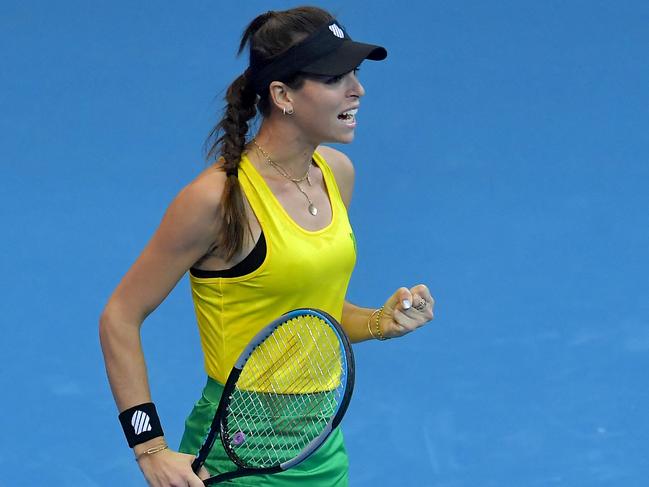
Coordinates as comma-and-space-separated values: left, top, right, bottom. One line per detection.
137, 448, 210, 487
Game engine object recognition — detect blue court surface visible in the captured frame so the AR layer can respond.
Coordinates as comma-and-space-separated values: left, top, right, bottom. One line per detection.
2, 1, 649, 486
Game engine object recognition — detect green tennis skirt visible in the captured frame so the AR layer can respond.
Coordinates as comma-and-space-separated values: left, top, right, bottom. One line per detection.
179, 377, 349, 486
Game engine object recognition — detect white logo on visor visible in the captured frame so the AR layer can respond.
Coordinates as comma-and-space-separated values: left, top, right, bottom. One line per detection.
329, 24, 344, 38
131, 410, 152, 435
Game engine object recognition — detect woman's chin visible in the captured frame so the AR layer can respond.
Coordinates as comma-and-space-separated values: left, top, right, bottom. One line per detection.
331, 131, 356, 144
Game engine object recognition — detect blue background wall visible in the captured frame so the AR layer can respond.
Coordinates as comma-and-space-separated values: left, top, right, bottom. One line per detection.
1, 1, 648, 485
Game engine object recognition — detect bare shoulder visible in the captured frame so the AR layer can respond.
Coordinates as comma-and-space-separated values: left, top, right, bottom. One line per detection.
316, 145, 355, 207
180, 164, 226, 211
160, 164, 226, 250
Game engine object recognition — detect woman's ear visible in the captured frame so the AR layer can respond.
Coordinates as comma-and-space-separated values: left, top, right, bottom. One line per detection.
269, 81, 294, 114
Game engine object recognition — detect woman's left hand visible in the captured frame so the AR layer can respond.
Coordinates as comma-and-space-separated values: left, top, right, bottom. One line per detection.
378, 284, 435, 339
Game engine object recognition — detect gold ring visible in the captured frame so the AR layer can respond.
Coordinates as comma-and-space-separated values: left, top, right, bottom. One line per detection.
414, 300, 427, 311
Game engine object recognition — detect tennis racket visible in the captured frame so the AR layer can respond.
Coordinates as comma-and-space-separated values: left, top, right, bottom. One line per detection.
191, 308, 355, 485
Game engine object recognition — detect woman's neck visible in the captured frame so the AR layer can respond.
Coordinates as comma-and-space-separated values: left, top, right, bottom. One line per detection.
250, 123, 318, 177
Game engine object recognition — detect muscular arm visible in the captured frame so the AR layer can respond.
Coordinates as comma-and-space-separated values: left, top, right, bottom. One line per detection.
99, 171, 224, 459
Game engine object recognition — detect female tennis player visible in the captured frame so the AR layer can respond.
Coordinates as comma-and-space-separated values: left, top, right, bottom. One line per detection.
99, 6, 434, 486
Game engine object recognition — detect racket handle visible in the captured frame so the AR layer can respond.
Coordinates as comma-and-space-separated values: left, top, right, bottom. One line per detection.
191, 456, 202, 473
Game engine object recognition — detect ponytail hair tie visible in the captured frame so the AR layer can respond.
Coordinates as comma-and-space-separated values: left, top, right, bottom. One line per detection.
225, 167, 238, 177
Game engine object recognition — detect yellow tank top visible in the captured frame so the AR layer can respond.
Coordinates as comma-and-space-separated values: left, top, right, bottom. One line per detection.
189, 151, 357, 383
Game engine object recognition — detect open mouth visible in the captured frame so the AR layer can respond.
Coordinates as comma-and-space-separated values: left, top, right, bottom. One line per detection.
338, 108, 358, 123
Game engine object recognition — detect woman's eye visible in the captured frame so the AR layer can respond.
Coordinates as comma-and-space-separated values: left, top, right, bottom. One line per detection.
325, 67, 360, 85
325, 74, 345, 84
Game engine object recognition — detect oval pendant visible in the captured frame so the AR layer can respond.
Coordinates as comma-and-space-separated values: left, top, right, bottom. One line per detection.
308, 204, 318, 216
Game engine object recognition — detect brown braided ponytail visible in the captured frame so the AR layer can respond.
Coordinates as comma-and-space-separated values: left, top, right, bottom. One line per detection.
205, 72, 257, 260
206, 7, 334, 260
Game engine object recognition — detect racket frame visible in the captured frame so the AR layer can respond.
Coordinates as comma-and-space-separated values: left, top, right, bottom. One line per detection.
191, 308, 355, 485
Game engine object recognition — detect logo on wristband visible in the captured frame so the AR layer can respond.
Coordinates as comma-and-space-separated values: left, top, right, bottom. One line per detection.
119, 402, 164, 447
131, 410, 153, 435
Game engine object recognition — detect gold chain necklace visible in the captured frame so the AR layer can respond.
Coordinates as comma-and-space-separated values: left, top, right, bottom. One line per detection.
253, 140, 318, 216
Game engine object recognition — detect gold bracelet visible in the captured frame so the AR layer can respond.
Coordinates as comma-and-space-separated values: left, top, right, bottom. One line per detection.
374, 306, 387, 341
367, 309, 380, 339
135, 443, 168, 462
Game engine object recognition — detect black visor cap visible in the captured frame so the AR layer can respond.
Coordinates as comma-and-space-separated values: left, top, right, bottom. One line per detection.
300, 40, 387, 76
247, 21, 387, 94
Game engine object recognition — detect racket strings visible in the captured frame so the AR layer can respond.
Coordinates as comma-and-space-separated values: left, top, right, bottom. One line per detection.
229, 324, 340, 449
227, 390, 336, 464
243, 317, 341, 394
250, 334, 301, 387
230, 369, 338, 447
230, 334, 325, 441
229, 379, 329, 461
224, 315, 346, 468
245, 330, 325, 395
